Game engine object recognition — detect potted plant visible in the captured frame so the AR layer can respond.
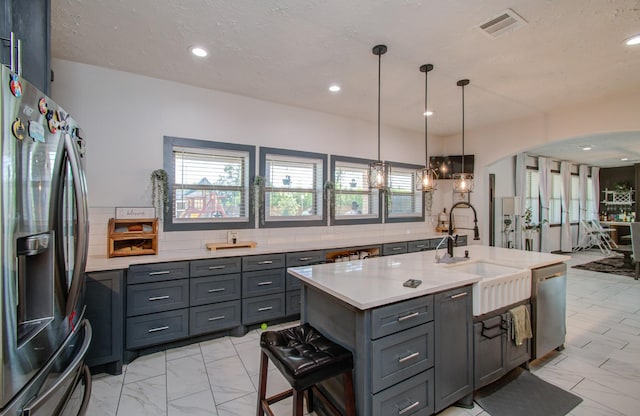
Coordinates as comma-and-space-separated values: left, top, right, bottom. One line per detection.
521, 207, 546, 251
150, 169, 169, 221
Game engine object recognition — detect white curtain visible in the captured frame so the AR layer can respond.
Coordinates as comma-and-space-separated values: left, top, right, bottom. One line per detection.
579, 165, 589, 221
538, 157, 551, 252
515, 153, 527, 250
560, 161, 572, 252
591, 167, 600, 220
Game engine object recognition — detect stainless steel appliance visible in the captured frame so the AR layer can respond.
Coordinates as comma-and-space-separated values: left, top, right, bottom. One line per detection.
1, 63, 92, 415
531, 262, 567, 359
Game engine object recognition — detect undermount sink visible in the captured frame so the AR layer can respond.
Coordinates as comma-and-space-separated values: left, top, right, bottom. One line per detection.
444, 260, 532, 316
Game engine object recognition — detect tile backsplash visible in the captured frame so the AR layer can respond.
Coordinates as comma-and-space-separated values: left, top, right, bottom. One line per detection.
90, 207, 440, 258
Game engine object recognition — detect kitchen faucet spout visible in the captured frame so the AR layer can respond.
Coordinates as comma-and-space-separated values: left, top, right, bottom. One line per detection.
448, 201, 480, 257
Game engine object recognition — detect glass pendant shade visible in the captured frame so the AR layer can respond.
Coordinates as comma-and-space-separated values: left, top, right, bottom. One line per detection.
452, 172, 474, 193
416, 63, 437, 192
368, 44, 390, 189
368, 161, 391, 189
455, 79, 474, 193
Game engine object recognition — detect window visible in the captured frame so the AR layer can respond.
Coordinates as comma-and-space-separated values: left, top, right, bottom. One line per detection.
331, 156, 381, 225
570, 175, 580, 222
525, 169, 540, 222
164, 137, 255, 231
260, 147, 327, 227
549, 172, 562, 224
386, 163, 424, 222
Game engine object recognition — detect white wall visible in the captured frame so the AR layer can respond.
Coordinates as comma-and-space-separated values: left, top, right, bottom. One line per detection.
51, 59, 640, 256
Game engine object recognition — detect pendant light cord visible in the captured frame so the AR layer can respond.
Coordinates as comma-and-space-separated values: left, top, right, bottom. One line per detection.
456, 79, 470, 174
424, 67, 429, 167
377, 51, 381, 162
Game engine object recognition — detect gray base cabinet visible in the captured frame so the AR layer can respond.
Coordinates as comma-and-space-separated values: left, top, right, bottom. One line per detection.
85, 270, 123, 374
301, 283, 458, 416
434, 286, 473, 413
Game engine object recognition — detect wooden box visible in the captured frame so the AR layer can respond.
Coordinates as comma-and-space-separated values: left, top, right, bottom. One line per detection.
108, 218, 158, 258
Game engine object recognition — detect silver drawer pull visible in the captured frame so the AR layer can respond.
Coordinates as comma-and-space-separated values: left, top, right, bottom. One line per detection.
207, 288, 225, 293
257, 281, 273, 286
397, 312, 420, 322
148, 270, 170, 276
258, 306, 273, 312
148, 326, 169, 333
392, 247, 402, 251
208, 265, 226, 270
208, 316, 225, 321
258, 260, 273, 265
398, 401, 420, 415
398, 352, 420, 363
148, 295, 170, 301
450, 292, 468, 299
415, 244, 427, 248
298, 257, 312, 261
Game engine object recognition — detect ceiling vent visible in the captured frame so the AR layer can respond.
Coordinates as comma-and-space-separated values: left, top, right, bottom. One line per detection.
477, 9, 527, 38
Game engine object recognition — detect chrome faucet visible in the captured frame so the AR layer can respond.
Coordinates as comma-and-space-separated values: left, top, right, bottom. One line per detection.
447, 201, 480, 257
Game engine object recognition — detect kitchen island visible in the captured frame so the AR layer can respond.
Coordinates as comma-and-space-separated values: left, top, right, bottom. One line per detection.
288, 245, 569, 416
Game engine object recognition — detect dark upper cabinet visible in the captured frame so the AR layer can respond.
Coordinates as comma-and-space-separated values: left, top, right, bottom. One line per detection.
1, 0, 51, 94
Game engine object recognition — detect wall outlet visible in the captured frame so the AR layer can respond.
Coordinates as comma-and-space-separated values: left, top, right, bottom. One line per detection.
227, 231, 239, 244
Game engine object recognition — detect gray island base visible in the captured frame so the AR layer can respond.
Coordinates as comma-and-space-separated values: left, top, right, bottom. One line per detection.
288, 245, 569, 416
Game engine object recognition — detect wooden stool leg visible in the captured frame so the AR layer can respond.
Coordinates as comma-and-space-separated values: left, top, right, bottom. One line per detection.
256, 351, 269, 416
305, 388, 315, 413
293, 389, 304, 416
343, 370, 356, 416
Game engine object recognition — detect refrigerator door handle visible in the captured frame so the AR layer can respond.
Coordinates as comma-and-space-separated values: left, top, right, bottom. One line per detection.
22, 321, 92, 416
76, 365, 92, 416
63, 133, 90, 317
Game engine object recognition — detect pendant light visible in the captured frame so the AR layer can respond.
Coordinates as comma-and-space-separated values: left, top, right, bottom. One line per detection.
452, 79, 474, 193
415, 64, 438, 192
368, 44, 391, 189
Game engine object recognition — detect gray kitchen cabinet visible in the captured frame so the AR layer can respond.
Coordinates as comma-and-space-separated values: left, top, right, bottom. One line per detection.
242, 253, 285, 271
242, 293, 286, 325
407, 239, 433, 253
434, 285, 473, 412
128, 261, 189, 284
241, 268, 286, 298
85, 269, 123, 375
285, 250, 325, 267
126, 279, 189, 317
190, 273, 241, 306
242, 253, 286, 325
382, 241, 408, 256
1, 0, 51, 94
190, 257, 241, 277
189, 300, 241, 336
126, 309, 189, 349
285, 249, 325, 316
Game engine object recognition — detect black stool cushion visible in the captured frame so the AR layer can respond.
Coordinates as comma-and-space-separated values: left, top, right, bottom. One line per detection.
260, 323, 353, 391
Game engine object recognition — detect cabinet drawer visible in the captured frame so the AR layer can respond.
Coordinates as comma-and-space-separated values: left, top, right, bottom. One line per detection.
242, 253, 285, 272
190, 257, 241, 277
371, 295, 434, 339
127, 280, 189, 317
286, 272, 302, 291
372, 368, 434, 416
128, 261, 189, 285
126, 309, 188, 349
473, 318, 506, 389
371, 322, 434, 393
382, 242, 408, 256
456, 235, 468, 246
189, 300, 241, 336
242, 269, 286, 298
242, 293, 286, 325
286, 290, 301, 316
285, 250, 325, 267
407, 240, 432, 253
190, 274, 241, 306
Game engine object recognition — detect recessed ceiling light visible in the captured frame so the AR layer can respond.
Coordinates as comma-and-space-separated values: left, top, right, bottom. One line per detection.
581, 145, 592, 151
624, 34, 640, 46
190, 46, 208, 57
423, 111, 433, 117
621, 157, 629, 161
329, 85, 341, 92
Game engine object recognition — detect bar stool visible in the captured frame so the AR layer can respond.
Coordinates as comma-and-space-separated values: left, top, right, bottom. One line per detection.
257, 323, 356, 416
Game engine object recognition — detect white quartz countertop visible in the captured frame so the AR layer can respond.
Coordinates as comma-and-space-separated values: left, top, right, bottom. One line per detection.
287, 245, 570, 310
85, 231, 447, 272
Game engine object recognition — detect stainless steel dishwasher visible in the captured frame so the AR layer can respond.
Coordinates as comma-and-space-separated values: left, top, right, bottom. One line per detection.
531, 262, 567, 359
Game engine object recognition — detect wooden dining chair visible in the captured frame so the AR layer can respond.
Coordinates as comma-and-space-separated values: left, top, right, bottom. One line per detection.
631, 222, 639, 280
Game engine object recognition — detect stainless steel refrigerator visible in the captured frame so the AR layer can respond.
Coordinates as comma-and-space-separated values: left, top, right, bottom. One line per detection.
1, 64, 92, 415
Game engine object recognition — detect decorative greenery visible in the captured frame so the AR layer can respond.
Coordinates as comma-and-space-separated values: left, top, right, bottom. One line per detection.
324, 180, 335, 219
522, 207, 547, 237
424, 191, 433, 215
253, 176, 266, 225
613, 181, 632, 192
150, 169, 169, 219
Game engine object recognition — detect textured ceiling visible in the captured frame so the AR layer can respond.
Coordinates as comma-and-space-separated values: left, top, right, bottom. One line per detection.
51, 0, 640, 167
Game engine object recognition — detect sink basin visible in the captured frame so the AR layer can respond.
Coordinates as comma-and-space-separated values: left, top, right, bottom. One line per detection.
445, 260, 531, 316
445, 260, 521, 278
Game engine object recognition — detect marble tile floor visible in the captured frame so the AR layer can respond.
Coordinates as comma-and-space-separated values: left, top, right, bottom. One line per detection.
88, 249, 640, 416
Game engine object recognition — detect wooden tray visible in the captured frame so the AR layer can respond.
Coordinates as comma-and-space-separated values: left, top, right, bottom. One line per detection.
206, 241, 257, 251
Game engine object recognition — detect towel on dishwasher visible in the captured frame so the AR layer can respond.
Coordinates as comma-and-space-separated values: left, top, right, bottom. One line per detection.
509, 305, 532, 346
